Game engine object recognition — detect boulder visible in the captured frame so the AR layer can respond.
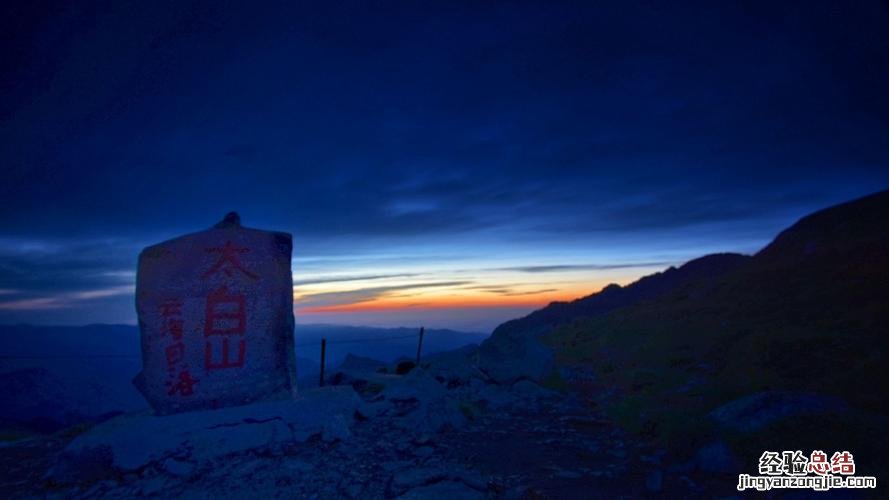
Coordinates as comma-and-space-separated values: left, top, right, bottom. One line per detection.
50, 386, 360, 482
337, 354, 387, 374
477, 328, 553, 384
708, 391, 847, 433
425, 344, 486, 384
352, 369, 468, 433
388, 463, 486, 497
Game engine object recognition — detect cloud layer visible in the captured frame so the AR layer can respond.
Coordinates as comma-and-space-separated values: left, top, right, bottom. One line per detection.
1, 1, 888, 329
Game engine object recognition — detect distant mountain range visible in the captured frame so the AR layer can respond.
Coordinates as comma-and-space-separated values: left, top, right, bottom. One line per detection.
0, 323, 485, 432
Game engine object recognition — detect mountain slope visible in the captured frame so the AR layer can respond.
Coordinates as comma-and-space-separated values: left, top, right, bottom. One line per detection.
542, 188, 889, 464
489, 252, 751, 340
477, 253, 751, 382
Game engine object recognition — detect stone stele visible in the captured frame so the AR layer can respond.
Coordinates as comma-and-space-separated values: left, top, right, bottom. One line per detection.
133, 212, 297, 414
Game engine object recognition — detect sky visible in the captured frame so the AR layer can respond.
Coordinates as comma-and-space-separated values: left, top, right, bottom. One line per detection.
1, 1, 888, 333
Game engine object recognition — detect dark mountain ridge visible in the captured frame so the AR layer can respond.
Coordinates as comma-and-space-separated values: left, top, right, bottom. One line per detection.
535, 188, 889, 476
488, 252, 752, 343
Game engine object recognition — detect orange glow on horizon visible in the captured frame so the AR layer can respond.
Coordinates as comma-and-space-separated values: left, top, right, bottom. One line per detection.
290, 268, 651, 319
296, 289, 585, 314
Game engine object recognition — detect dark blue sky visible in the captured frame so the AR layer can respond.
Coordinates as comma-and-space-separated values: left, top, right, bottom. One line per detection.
1, 1, 888, 331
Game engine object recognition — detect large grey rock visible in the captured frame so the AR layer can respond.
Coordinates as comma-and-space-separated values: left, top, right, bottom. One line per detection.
381, 369, 446, 402
424, 344, 486, 383
351, 370, 468, 433
338, 354, 387, 374
51, 386, 359, 482
708, 391, 847, 433
398, 481, 485, 500
133, 212, 297, 415
389, 463, 487, 497
477, 327, 553, 384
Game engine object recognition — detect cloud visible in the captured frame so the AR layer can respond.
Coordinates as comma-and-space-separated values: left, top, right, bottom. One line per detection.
0, 285, 135, 311
1, 1, 887, 327
0, 237, 140, 293
295, 281, 473, 309
459, 284, 559, 296
293, 273, 421, 286
499, 288, 559, 296
498, 262, 674, 273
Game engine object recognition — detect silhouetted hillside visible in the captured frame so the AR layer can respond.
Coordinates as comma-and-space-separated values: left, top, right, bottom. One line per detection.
541, 188, 889, 478
489, 252, 751, 341
477, 252, 751, 382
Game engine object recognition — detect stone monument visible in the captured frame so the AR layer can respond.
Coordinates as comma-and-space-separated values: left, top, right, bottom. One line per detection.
133, 212, 297, 414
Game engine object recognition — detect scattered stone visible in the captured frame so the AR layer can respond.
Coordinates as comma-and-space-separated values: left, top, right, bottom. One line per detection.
391, 466, 448, 492
552, 468, 583, 479
424, 345, 486, 384
322, 414, 352, 443
694, 441, 737, 474
340, 481, 366, 498
511, 380, 547, 395
708, 391, 847, 433
50, 386, 360, 482
389, 464, 486, 496
413, 446, 435, 458
395, 361, 417, 375
138, 474, 168, 496
679, 475, 700, 491
412, 434, 435, 446
381, 460, 413, 472
398, 480, 485, 499
162, 458, 195, 477
283, 460, 315, 473
645, 469, 663, 492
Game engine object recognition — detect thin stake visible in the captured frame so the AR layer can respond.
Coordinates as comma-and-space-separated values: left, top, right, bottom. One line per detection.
319, 338, 327, 387
416, 326, 425, 364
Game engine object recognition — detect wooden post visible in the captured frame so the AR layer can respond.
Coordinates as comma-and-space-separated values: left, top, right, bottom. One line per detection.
416, 326, 425, 364
319, 338, 326, 387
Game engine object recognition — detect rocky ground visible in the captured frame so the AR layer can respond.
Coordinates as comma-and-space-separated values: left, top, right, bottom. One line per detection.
0, 359, 736, 499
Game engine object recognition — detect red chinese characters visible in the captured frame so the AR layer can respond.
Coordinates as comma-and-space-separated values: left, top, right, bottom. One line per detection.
201, 241, 257, 371
203, 285, 247, 370
160, 298, 199, 396
202, 241, 258, 280
167, 370, 199, 396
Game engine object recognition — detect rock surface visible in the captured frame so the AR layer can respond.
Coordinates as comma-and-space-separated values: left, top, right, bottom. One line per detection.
1, 361, 713, 499
708, 391, 848, 433
134, 212, 297, 415
51, 386, 359, 481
